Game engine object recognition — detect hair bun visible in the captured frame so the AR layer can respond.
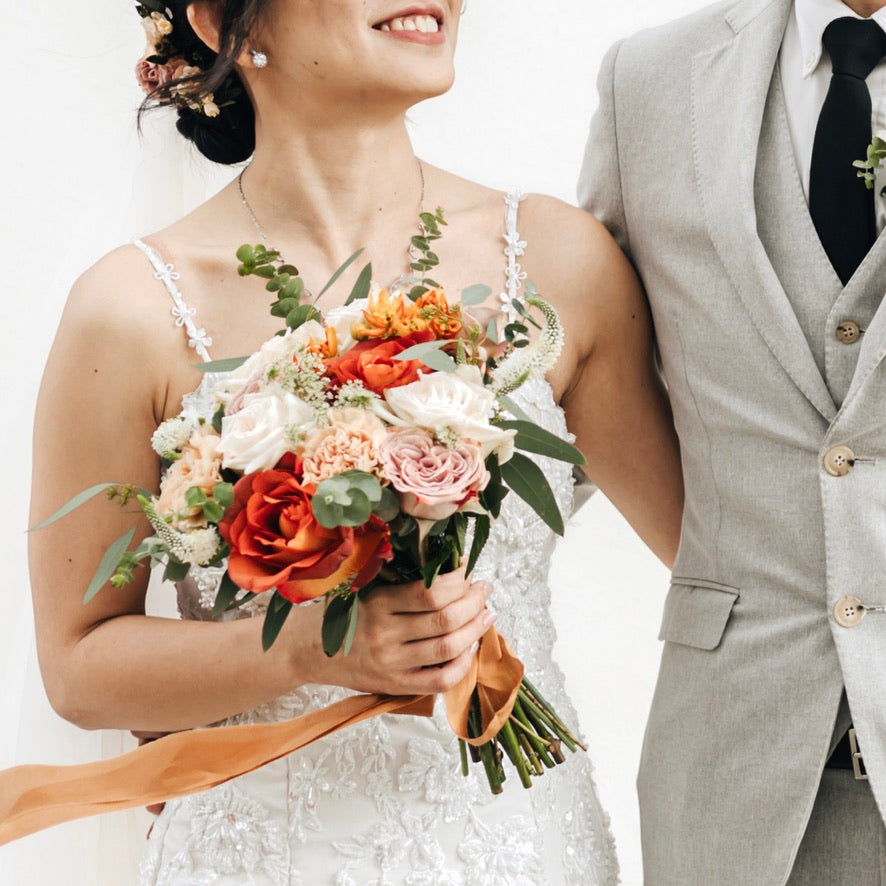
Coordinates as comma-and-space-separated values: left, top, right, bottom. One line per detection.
175, 87, 256, 165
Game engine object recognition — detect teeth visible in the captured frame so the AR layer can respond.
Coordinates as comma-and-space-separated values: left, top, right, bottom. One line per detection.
380, 14, 440, 33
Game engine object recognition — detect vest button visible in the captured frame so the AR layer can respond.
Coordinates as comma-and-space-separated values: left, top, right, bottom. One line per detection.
834, 596, 865, 628
824, 445, 856, 477
836, 321, 861, 345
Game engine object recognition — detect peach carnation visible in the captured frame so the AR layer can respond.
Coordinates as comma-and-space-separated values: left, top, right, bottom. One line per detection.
300, 408, 387, 485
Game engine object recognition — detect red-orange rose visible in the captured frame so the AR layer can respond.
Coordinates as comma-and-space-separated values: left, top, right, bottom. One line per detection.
324, 329, 436, 395
218, 463, 392, 604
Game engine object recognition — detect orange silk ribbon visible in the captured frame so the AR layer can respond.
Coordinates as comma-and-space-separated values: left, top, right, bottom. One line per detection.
0, 627, 522, 846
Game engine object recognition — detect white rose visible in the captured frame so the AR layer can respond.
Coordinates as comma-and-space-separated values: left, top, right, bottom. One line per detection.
373, 365, 516, 462
324, 298, 370, 354
218, 386, 316, 474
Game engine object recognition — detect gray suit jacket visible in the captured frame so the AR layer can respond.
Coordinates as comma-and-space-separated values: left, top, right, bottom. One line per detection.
580, 1, 886, 883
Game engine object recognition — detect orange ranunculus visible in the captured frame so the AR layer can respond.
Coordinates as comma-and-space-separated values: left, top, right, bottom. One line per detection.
324, 329, 436, 395
218, 461, 392, 604
415, 288, 462, 339
352, 289, 428, 341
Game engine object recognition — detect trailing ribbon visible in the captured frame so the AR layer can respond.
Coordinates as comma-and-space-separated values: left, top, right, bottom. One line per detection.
0, 627, 521, 845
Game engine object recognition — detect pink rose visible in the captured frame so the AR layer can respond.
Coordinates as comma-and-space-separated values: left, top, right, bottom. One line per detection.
378, 428, 490, 522
135, 56, 180, 95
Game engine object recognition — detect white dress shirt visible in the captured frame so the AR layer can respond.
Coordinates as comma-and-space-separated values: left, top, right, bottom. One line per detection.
780, 0, 886, 233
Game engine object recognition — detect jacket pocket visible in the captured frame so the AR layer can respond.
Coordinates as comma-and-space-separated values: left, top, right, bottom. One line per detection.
658, 578, 739, 650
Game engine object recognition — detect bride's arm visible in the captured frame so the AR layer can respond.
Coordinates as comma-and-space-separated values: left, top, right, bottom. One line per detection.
522, 198, 683, 567
29, 251, 490, 733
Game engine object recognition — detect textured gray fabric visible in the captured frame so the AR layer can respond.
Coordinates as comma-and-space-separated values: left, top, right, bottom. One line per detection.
579, 0, 886, 883
787, 769, 886, 886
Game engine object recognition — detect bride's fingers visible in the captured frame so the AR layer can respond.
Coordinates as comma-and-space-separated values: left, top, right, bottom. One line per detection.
400, 635, 486, 695
373, 567, 473, 613
393, 580, 492, 643
403, 606, 496, 671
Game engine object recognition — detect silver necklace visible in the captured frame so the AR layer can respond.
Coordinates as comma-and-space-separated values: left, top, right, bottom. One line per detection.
237, 159, 427, 295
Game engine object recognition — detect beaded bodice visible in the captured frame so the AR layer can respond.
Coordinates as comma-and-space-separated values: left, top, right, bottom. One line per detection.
133, 197, 618, 886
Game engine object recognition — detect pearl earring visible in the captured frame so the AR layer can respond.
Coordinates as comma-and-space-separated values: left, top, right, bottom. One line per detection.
251, 49, 268, 69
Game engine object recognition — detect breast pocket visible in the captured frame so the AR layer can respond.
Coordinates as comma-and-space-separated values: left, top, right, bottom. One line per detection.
658, 578, 739, 651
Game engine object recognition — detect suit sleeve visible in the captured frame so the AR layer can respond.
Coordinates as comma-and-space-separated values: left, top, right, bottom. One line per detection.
578, 39, 631, 261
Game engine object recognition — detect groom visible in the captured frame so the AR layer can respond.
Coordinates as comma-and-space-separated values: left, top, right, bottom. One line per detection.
581, 0, 886, 882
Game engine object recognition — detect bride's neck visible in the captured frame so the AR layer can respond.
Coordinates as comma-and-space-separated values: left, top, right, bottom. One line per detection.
241, 117, 424, 270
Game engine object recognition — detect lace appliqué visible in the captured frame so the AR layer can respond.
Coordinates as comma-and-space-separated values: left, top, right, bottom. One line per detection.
498, 192, 528, 324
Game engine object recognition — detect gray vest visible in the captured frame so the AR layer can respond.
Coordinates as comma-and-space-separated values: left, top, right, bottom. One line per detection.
755, 66, 886, 408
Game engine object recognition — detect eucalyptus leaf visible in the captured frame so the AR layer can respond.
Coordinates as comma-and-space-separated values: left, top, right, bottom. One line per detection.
496, 420, 587, 465
316, 248, 365, 300
460, 284, 493, 307
196, 356, 249, 373
485, 318, 500, 345
83, 527, 137, 603
500, 453, 565, 536
262, 595, 293, 651
344, 262, 373, 306
30, 483, 120, 531
322, 593, 356, 657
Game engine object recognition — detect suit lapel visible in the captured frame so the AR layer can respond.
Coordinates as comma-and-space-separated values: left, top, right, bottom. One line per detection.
691, 0, 837, 421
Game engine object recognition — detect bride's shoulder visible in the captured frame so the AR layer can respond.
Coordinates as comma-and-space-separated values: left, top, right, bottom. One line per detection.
517, 194, 627, 285
61, 240, 186, 365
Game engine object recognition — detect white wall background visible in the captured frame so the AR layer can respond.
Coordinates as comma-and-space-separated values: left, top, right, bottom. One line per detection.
2, 2, 709, 883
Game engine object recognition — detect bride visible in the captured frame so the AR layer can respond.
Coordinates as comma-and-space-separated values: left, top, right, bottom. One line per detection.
27, 1, 683, 883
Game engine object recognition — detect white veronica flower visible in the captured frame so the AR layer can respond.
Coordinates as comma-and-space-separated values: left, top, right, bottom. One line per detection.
489, 298, 564, 396
143, 498, 222, 566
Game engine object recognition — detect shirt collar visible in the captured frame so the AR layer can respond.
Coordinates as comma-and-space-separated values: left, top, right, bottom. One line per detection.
795, 0, 886, 78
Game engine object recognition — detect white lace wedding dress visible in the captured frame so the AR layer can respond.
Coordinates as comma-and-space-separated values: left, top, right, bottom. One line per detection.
132, 196, 619, 886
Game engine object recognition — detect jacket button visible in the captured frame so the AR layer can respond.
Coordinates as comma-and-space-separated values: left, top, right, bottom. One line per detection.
836, 321, 861, 345
834, 596, 865, 628
824, 445, 856, 477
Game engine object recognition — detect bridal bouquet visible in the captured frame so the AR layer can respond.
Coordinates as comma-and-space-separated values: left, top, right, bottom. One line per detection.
37, 214, 586, 794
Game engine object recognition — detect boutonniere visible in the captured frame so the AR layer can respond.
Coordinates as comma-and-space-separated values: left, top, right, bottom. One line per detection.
853, 132, 886, 193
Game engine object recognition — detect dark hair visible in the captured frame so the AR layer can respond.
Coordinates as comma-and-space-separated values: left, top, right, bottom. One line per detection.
139, 0, 272, 165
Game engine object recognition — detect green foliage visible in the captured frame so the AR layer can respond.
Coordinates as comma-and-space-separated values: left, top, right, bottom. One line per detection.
83, 527, 137, 603
345, 262, 373, 306
500, 453, 564, 536
854, 136, 886, 190
312, 471, 383, 528
393, 339, 457, 373
262, 594, 293, 651
322, 592, 359, 657
495, 420, 586, 466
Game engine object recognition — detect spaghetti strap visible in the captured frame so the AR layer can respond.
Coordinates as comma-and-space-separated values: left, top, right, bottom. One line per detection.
499, 192, 528, 324
131, 239, 213, 362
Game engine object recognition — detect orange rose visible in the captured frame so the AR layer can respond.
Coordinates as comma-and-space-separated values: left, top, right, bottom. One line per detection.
218, 462, 392, 604
324, 329, 436, 395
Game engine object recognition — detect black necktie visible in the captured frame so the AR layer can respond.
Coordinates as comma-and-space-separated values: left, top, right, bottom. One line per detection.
809, 17, 886, 285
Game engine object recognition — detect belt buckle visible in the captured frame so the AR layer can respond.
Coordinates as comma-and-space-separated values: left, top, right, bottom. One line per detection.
849, 728, 869, 781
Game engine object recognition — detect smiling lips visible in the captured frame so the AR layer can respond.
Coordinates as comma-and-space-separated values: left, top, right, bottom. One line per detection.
378, 14, 440, 33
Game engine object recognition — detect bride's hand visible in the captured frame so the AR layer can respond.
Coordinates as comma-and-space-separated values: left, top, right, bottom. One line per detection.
316, 569, 494, 697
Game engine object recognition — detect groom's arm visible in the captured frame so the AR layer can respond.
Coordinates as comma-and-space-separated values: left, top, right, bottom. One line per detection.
578, 41, 631, 259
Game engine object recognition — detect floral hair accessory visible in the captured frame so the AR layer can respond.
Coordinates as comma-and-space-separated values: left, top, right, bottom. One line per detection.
135, 1, 220, 117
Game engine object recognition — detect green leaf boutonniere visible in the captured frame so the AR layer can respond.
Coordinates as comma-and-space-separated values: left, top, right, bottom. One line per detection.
853, 133, 886, 194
